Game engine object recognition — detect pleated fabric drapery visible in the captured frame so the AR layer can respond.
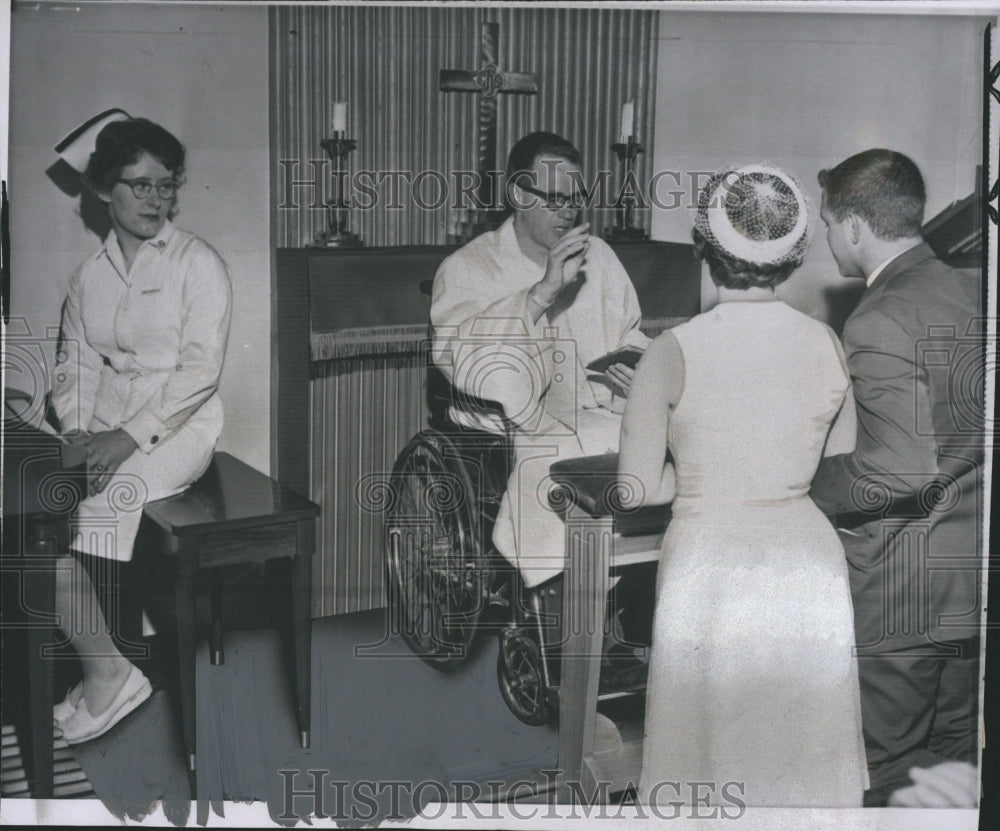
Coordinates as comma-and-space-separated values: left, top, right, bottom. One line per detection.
270, 5, 659, 247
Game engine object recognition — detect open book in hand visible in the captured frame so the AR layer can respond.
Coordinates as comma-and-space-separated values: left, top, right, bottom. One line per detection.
585, 345, 645, 375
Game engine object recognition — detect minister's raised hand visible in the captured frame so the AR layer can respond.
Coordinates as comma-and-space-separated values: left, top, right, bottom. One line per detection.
532, 222, 591, 308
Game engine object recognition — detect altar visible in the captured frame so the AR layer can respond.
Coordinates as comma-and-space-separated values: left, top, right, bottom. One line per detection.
274, 241, 701, 617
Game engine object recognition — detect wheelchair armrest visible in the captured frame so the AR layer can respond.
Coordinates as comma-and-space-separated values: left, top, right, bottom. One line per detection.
430, 386, 517, 465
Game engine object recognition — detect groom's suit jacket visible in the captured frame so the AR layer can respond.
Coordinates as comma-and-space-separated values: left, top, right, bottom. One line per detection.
811, 243, 984, 651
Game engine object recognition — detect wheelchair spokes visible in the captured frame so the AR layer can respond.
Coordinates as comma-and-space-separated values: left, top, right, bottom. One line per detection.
497, 631, 553, 726
386, 432, 488, 670
386, 425, 648, 728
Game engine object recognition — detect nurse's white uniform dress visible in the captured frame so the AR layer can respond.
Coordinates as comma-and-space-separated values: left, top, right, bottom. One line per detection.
51, 220, 232, 563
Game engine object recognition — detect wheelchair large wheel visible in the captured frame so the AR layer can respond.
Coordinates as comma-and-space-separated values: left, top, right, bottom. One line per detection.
497, 631, 553, 726
386, 430, 489, 671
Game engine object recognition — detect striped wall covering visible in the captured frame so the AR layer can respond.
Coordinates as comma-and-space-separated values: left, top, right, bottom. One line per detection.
309, 353, 430, 616
270, 5, 659, 247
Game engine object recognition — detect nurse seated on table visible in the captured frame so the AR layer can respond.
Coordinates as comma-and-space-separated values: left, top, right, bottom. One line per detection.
48, 111, 232, 745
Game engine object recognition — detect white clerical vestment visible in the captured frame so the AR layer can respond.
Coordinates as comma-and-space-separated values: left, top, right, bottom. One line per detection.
430, 217, 648, 587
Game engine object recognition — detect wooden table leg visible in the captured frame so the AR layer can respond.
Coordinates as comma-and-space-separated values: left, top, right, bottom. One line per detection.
292, 519, 313, 749
25, 613, 55, 797
172, 538, 199, 776
556, 512, 612, 801
210, 569, 224, 666
26, 629, 55, 798
23, 516, 62, 799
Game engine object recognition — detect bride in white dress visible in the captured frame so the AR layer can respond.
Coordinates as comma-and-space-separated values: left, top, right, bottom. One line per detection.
619, 164, 868, 807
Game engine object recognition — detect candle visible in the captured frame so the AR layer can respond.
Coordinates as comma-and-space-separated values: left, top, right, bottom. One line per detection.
619, 100, 634, 143
331, 102, 348, 135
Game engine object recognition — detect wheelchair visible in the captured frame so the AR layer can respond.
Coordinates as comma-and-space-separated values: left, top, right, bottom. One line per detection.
384, 388, 651, 727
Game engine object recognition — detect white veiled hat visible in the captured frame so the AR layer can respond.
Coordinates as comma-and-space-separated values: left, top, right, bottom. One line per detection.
54, 108, 131, 173
693, 163, 811, 267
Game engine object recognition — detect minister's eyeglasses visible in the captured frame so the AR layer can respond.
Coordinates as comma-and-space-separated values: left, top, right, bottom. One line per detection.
517, 182, 586, 210
117, 178, 181, 200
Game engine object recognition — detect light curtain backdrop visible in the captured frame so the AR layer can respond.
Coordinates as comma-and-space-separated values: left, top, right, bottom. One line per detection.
270, 5, 658, 247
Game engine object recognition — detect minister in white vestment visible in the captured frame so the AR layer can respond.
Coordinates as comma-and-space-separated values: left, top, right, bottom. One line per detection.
430, 131, 649, 588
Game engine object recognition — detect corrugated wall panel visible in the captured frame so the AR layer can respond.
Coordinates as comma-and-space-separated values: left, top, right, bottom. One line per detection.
272, 6, 658, 247
310, 354, 427, 617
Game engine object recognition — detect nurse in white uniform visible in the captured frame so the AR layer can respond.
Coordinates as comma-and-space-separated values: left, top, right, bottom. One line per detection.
49, 113, 232, 745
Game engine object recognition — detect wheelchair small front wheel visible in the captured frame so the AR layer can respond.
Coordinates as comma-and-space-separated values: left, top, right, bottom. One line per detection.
497, 632, 553, 726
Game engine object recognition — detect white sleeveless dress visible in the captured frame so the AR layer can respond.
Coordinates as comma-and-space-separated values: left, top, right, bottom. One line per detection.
637, 300, 868, 807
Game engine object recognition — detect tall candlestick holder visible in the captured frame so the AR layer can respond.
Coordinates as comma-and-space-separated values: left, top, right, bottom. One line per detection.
312, 135, 363, 247
604, 137, 648, 242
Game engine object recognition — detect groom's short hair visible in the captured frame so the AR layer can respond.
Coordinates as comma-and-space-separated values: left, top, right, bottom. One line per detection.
819, 149, 926, 241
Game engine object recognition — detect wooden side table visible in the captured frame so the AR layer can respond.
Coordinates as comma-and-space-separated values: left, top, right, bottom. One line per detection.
142, 452, 319, 774
2, 419, 86, 799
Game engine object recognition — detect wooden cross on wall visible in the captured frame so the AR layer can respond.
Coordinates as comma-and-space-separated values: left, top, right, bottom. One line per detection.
440, 22, 539, 231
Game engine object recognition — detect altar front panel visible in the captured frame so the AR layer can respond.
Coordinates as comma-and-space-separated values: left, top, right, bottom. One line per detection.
275, 247, 445, 617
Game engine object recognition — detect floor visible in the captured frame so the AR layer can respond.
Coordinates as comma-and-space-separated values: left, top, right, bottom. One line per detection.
3, 607, 563, 825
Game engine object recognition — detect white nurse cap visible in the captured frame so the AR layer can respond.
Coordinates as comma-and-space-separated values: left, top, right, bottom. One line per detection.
54, 108, 131, 173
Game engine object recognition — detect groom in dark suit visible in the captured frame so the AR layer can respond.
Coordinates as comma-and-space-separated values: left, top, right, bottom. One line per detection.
811, 149, 984, 807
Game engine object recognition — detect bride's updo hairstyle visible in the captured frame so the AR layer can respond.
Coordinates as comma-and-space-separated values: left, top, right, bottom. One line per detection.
692, 163, 811, 290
